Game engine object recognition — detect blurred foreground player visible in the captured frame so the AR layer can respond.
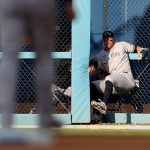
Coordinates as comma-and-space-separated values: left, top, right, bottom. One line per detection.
0, 0, 74, 145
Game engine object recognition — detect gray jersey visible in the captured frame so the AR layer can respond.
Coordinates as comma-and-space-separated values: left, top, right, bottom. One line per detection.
96, 42, 134, 78
92, 42, 136, 94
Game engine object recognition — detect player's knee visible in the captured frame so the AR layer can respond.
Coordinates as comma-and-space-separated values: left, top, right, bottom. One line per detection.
105, 75, 115, 85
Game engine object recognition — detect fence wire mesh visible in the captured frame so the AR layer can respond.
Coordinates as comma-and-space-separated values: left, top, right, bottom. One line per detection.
9, 0, 150, 117
16, 59, 71, 114
55, 0, 71, 51
15, 0, 71, 114
103, 0, 150, 113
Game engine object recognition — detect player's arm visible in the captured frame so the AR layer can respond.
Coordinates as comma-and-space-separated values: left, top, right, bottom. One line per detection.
123, 42, 149, 56
88, 59, 107, 76
134, 45, 149, 53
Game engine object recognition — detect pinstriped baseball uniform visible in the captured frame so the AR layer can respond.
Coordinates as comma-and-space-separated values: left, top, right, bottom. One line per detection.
0, 0, 56, 129
92, 41, 136, 94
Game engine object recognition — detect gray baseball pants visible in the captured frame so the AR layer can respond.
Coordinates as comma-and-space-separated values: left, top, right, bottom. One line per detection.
92, 73, 136, 94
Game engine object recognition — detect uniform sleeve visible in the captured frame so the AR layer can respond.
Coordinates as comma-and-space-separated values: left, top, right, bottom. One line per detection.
121, 41, 135, 53
89, 58, 98, 68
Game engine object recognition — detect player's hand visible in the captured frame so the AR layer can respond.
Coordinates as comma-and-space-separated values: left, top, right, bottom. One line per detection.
88, 66, 97, 76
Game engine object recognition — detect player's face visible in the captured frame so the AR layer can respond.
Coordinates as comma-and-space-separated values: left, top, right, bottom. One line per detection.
103, 37, 114, 51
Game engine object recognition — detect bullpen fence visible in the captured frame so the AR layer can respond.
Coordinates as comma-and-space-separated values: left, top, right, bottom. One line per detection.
15, 0, 72, 114
12, 0, 91, 125
14, 0, 150, 119
1, 0, 150, 125
16, 59, 71, 114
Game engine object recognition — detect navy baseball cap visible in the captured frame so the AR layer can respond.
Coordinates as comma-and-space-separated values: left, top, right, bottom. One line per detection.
103, 31, 114, 39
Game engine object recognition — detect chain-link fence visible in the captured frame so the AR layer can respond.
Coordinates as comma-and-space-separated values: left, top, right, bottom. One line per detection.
55, 0, 71, 51
16, 59, 71, 114
103, 0, 150, 113
15, 0, 71, 114
13, 0, 150, 117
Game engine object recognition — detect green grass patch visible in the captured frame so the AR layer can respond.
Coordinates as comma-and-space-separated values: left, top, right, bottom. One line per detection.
54, 129, 150, 136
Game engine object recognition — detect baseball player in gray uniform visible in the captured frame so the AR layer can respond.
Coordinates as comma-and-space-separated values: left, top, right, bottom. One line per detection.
89, 31, 146, 115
